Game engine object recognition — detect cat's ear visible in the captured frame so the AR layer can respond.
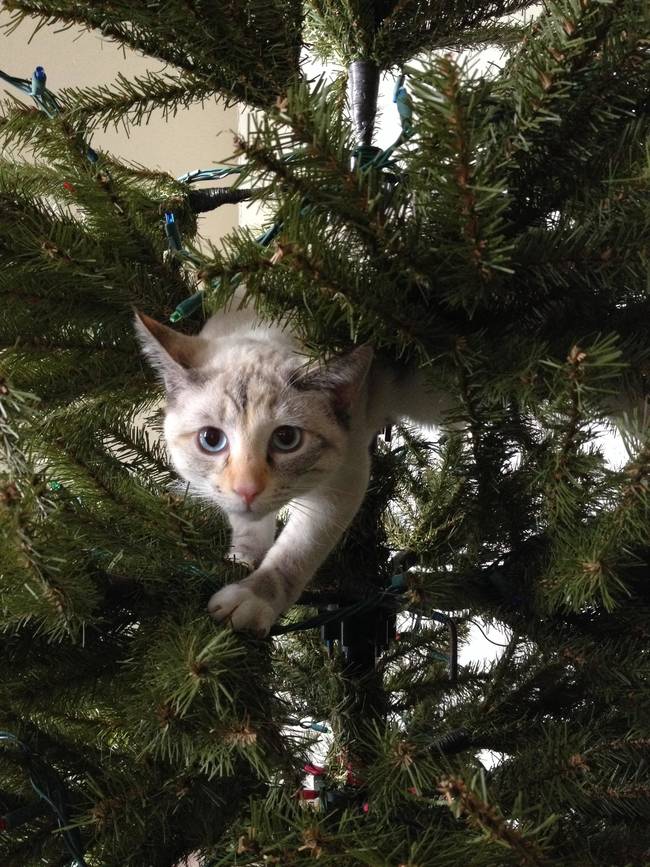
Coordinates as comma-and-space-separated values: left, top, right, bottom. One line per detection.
134, 311, 206, 394
292, 344, 374, 410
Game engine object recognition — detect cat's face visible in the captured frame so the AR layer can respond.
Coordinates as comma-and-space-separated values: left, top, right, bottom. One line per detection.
163, 344, 355, 516
135, 314, 372, 516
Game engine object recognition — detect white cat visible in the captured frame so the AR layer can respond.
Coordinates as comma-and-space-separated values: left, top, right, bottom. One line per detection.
135, 296, 451, 636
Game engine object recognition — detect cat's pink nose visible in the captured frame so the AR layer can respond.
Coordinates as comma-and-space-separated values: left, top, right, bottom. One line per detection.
232, 482, 263, 505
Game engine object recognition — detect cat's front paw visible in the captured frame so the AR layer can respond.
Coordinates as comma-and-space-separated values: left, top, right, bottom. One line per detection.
207, 581, 278, 638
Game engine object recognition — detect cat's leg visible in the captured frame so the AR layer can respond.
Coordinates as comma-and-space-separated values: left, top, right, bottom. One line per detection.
208, 445, 371, 636
226, 511, 276, 570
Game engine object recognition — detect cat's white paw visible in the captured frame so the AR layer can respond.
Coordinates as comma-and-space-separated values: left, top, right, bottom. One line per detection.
207, 582, 277, 637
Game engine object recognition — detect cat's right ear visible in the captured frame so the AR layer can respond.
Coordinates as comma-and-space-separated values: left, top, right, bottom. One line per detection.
134, 311, 206, 394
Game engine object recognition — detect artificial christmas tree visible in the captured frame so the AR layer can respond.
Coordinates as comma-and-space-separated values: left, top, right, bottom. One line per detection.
1, 1, 649, 864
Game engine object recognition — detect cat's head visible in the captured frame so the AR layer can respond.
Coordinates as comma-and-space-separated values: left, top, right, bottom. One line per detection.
135, 313, 372, 516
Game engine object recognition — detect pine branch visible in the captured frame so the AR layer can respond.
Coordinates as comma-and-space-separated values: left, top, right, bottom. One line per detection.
60, 71, 225, 134
3, 0, 303, 107
305, 0, 540, 67
438, 773, 549, 865
374, 0, 540, 65
491, 0, 650, 225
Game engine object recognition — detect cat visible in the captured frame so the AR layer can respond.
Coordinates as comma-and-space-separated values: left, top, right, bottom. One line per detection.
135, 294, 452, 637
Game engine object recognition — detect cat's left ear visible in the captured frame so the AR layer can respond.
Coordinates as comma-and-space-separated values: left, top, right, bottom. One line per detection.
292, 344, 374, 409
134, 311, 207, 394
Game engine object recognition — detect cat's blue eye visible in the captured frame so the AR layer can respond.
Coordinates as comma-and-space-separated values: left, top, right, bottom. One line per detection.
198, 427, 228, 454
270, 426, 302, 452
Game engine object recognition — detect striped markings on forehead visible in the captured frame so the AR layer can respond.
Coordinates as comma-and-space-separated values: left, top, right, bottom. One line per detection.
174, 353, 351, 441
222, 369, 285, 418
222, 369, 353, 435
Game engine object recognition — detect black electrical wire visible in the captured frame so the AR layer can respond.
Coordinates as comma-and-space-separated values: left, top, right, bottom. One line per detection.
468, 618, 511, 648
270, 586, 403, 635
271, 588, 459, 684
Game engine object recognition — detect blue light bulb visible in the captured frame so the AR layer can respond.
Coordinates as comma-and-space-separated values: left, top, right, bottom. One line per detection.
31, 66, 47, 96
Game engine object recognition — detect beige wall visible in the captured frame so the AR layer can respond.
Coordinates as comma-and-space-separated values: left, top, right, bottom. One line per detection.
0, 11, 239, 245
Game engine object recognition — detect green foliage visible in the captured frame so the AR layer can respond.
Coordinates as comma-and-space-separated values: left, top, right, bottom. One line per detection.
0, 0, 649, 864
304, 0, 537, 68
3, 0, 303, 111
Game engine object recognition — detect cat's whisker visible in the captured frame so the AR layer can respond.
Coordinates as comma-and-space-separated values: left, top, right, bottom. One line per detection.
288, 502, 350, 533
316, 484, 366, 497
